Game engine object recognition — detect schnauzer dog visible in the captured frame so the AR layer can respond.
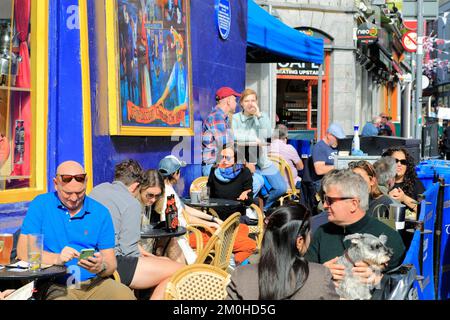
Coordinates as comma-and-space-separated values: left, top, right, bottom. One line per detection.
336, 233, 393, 300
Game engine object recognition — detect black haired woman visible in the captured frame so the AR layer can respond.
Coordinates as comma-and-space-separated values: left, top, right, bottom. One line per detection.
382, 147, 425, 213
227, 203, 338, 300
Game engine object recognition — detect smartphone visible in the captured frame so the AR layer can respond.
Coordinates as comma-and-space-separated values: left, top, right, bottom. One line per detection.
78, 248, 95, 261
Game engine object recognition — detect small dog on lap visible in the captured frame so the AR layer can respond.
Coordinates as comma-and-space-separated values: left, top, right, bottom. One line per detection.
336, 233, 393, 300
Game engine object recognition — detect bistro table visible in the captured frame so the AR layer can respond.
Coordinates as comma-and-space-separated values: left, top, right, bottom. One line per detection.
0, 264, 67, 300
184, 197, 244, 220
141, 223, 187, 256
184, 198, 242, 210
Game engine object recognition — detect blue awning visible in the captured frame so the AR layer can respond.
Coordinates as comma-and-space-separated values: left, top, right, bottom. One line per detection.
247, 0, 324, 64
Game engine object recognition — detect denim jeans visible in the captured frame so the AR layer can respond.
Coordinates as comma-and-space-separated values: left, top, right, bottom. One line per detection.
252, 171, 264, 198
259, 163, 287, 210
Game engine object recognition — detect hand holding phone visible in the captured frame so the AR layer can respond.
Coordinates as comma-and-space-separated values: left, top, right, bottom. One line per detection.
78, 248, 95, 261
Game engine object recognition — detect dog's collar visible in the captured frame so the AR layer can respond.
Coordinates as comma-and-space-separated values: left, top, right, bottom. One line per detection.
344, 250, 356, 267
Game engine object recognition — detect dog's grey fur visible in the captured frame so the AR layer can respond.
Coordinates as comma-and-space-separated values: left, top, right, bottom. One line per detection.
336, 233, 393, 300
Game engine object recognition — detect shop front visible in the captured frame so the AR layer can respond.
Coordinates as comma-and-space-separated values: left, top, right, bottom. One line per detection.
275, 28, 332, 139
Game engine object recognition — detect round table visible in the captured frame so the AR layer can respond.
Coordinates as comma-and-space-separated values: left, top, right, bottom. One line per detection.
184, 197, 242, 209
141, 225, 187, 256
140, 225, 187, 239
0, 265, 67, 281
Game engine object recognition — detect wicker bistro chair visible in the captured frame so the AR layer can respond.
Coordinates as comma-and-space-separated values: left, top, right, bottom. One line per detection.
194, 212, 241, 271
268, 154, 301, 205
246, 203, 265, 251
190, 176, 208, 192
164, 264, 231, 300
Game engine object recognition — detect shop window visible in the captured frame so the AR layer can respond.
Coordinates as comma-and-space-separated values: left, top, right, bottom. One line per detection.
0, 0, 47, 203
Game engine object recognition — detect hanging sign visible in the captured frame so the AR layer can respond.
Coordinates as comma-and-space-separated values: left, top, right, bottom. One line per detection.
356, 23, 378, 45
402, 31, 418, 52
216, 0, 231, 40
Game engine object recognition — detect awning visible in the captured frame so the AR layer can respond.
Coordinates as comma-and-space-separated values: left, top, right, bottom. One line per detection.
246, 0, 324, 64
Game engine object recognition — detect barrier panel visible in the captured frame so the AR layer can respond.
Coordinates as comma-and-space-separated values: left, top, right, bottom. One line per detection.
402, 182, 439, 300
417, 159, 450, 300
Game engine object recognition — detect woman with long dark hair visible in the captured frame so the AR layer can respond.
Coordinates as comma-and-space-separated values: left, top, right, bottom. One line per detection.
227, 203, 338, 300
382, 147, 424, 213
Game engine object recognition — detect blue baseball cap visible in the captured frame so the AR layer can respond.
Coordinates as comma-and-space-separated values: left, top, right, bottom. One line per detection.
327, 123, 346, 139
158, 155, 186, 177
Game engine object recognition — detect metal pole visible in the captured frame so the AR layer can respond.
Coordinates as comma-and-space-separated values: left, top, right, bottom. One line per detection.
268, 5, 275, 126
415, 0, 424, 141
317, 64, 323, 139
402, 81, 411, 138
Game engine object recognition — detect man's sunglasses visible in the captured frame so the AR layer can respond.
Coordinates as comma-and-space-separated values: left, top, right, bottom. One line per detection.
394, 158, 407, 165
145, 192, 162, 200
323, 195, 354, 206
57, 173, 87, 183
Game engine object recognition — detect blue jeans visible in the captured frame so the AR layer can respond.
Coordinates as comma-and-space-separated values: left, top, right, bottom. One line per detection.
259, 164, 287, 210
202, 164, 214, 177
252, 171, 264, 198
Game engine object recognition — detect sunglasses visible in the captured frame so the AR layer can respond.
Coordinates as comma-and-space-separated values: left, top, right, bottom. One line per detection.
221, 155, 234, 161
394, 158, 407, 165
323, 195, 354, 206
145, 192, 162, 200
57, 173, 87, 183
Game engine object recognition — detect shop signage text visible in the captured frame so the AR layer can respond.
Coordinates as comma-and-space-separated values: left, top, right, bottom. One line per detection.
277, 62, 324, 76
356, 23, 378, 45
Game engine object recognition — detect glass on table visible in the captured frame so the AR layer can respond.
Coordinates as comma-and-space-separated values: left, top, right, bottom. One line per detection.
200, 186, 210, 204
27, 233, 43, 271
0, 233, 13, 265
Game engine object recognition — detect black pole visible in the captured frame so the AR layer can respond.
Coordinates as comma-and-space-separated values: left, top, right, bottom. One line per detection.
433, 178, 445, 299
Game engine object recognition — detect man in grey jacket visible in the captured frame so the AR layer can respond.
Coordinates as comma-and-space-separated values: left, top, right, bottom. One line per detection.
89, 159, 183, 299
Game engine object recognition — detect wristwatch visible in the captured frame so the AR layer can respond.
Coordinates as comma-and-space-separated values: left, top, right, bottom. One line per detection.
97, 262, 107, 276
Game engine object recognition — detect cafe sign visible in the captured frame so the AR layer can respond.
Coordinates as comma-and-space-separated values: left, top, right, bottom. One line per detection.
356, 23, 378, 45
276, 62, 325, 77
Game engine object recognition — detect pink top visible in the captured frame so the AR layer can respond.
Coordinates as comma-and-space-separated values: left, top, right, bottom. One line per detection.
269, 139, 302, 186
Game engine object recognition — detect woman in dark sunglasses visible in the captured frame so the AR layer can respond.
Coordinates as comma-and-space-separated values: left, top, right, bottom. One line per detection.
227, 203, 338, 300
382, 147, 424, 213
207, 143, 254, 220
348, 160, 393, 218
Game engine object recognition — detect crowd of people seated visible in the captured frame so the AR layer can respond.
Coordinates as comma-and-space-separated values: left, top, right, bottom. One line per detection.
2, 86, 430, 300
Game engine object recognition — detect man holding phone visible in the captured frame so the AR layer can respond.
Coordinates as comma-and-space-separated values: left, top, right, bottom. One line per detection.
17, 161, 135, 300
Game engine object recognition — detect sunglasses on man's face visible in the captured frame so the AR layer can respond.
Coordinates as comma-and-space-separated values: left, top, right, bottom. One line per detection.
57, 173, 87, 183
394, 158, 407, 165
323, 195, 354, 206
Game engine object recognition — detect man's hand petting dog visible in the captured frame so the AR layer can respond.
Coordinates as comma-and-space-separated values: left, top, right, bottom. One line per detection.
324, 258, 383, 287
352, 261, 383, 286
324, 257, 346, 285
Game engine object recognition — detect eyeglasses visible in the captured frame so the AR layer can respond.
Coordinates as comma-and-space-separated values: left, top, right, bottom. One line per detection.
323, 195, 354, 206
394, 158, 407, 165
221, 155, 234, 161
57, 174, 87, 183
145, 193, 162, 200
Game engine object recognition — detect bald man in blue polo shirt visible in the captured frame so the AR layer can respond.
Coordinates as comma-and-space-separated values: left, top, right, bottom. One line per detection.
16, 161, 135, 300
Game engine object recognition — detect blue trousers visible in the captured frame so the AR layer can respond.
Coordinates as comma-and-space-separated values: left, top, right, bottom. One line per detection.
259, 163, 287, 210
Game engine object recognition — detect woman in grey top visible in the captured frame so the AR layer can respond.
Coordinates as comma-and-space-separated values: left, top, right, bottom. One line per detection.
227, 203, 339, 300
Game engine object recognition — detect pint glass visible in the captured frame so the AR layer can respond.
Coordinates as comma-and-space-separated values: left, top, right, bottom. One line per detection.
0, 233, 13, 265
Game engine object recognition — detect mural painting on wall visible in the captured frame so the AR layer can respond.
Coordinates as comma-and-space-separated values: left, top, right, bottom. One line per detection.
116, 0, 192, 132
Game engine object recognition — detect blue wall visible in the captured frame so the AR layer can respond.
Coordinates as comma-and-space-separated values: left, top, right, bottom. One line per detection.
87, 0, 247, 197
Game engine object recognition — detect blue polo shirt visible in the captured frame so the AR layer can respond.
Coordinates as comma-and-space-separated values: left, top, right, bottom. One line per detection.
21, 192, 115, 282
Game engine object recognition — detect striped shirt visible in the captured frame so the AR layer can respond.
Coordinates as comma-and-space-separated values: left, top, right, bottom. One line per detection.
202, 106, 234, 165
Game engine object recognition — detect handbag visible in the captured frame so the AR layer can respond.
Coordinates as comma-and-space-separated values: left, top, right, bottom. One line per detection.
372, 264, 418, 300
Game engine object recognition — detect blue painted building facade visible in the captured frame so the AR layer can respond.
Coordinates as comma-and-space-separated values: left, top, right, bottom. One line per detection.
0, 0, 247, 233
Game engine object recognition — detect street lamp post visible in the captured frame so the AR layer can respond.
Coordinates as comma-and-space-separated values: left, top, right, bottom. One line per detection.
415, 0, 424, 141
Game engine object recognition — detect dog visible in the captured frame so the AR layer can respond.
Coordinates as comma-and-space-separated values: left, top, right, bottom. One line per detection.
336, 233, 393, 300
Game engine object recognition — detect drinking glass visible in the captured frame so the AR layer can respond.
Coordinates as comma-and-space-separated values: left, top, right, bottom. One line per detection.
201, 186, 210, 203
27, 234, 43, 271
0, 233, 13, 265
